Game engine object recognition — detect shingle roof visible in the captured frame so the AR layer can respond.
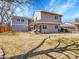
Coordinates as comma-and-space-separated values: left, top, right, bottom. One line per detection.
60, 23, 76, 28
73, 22, 79, 24
12, 16, 32, 20
34, 10, 62, 16
32, 22, 61, 25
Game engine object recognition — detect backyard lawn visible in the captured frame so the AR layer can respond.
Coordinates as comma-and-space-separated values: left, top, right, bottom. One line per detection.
0, 32, 79, 59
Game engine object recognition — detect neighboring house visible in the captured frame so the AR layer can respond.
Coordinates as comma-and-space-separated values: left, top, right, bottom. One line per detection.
11, 16, 32, 32
60, 23, 76, 33
33, 10, 62, 33
74, 22, 79, 32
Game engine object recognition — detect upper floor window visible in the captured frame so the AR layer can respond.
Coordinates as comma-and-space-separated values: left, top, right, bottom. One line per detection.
21, 19, 24, 22
17, 19, 20, 22
17, 19, 24, 22
55, 16, 58, 19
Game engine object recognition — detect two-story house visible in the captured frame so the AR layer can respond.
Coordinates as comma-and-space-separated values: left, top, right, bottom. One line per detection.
11, 16, 32, 32
0, 11, 62, 33
33, 10, 62, 33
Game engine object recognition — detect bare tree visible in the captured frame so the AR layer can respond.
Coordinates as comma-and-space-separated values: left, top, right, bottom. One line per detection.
0, 0, 30, 25
75, 18, 79, 23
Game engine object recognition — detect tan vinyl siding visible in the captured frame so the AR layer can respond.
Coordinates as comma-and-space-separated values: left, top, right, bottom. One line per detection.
41, 24, 59, 33
34, 11, 61, 24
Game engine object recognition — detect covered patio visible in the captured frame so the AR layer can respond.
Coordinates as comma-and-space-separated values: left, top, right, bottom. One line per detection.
31, 22, 60, 34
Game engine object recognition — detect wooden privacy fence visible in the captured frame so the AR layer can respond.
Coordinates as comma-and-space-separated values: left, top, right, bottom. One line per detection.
0, 24, 11, 32
0, 48, 4, 59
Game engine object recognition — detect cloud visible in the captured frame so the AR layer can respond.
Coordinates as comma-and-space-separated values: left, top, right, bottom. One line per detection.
61, 11, 79, 23
64, 13, 79, 19
57, 0, 78, 14
62, 12, 79, 23
63, 17, 71, 19
21, 7, 32, 17
45, 0, 78, 13
49, 0, 55, 6
15, 8, 21, 13
45, 0, 55, 11
14, 7, 32, 18
72, 13, 79, 18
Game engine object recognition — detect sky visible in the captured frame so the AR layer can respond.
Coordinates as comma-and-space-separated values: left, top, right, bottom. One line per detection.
15, 0, 79, 23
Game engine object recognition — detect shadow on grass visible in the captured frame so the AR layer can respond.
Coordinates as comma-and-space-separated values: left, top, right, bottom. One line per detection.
5, 36, 79, 59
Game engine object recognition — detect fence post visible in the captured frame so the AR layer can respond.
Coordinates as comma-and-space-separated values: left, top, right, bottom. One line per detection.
0, 48, 4, 59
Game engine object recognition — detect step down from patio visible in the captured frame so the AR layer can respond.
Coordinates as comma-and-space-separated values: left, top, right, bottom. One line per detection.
0, 48, 4, 59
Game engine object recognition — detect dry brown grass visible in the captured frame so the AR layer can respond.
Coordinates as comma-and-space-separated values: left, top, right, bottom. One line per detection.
0, 32, 79, 59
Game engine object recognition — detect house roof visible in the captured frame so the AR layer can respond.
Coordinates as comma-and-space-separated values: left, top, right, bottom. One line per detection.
32, 22, 61, 25
60, 23, 76, 28
73, 22, 79, 25
34, 10, 62, 16
12, 16, 32, 20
